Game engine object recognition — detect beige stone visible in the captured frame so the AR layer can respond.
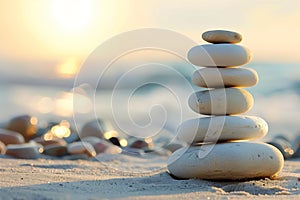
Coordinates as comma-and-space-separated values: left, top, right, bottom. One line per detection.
188, 44, 251, 67
192, 67, 258, 88
167, 142, 284, 180
188, 88, 254, 115
176, 115, 268, 144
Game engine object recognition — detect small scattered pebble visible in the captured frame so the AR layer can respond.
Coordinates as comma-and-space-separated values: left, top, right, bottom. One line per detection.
33, 136, 67, 147
81, 136, 111, 154
6, 142, 43, 159
67, 141, 96, 157
79, 120, 105, 139
43, 144, 68, 157
0, 141, 6, 154
130, 140, 153, 149
0, 129, 25, 145
5, 115, 38, 141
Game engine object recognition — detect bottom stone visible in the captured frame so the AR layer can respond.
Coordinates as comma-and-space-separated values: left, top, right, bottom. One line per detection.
167, 142, 284, 180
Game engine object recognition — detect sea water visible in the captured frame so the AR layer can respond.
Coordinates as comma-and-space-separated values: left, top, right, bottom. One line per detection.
0, 62, 300, 142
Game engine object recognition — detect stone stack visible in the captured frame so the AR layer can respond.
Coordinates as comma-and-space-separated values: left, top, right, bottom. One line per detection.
167, 30, 284, 180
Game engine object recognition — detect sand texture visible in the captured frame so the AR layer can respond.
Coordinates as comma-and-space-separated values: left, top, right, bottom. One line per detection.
0, 154, 300, 199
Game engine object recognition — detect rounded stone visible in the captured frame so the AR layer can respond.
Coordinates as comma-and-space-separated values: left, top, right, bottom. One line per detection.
79, 119, 105, 139
188, 44, 251, 67
0, 141, 6, 154
81, 136, 111, 154
67, 141, 96, 157
5, 115, 38, 141
167, 142, 284, 180
0, 129, 25, 145
43, 144, 68, 157
176, 116, 268, 144
104, 145, 122, 154
130, 139, 153, 150
192, 67, 258, 88
202, 30, 242, 44
33, 137, 67, 147
5, 142, 43, 159
188, 88, 254, 115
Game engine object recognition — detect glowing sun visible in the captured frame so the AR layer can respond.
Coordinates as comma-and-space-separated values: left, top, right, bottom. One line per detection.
50, 0, 94, 32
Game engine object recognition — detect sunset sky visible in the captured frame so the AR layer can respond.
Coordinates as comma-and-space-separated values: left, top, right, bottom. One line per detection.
0, 0, 299, 79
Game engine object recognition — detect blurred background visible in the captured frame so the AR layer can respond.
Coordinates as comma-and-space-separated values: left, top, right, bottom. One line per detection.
1, 0, 300, 141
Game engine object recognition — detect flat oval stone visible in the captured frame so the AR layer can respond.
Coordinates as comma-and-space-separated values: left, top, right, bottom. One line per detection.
6, 142, 43, 159
176, 116, 268, 144
192, 68, 258, 88
0, 129, 25, 145
188, 44, 251, 67
82, 136, 111, 154
202, 30, 242, 44
43, 144, 68, 157
167, 142, 284, 180
79, 119, 105, 139
188, 88, 254, 115
67, 141, 96, 157
130, 139, 154, 150
5, 115, 38, 141
33, 137, 67, 147
0, 141, 6, 154
104, 145, 122, 154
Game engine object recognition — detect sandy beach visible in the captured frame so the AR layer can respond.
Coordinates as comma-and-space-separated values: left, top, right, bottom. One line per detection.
1, 154, 300, 200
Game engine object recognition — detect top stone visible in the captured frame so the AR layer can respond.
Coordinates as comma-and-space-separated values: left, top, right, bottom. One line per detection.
202, 30, 242, 44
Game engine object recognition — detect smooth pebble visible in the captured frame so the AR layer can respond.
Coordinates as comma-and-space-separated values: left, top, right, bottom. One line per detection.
67, 141, 96, 157
33, 137, 67, 147
176, 115, 268, 144
79, 119, 105, 139
0, 129, 25, 145
43, 144, 68, 157
192, 67, 258, 88
0, 141, 6, 154
6, 142, 43, 159
202, 30, 242, 44
188, 88, 254, 115
82, 136, 111, 154
5, 115, 38, 141
167, 142, 284, 180
188, 44, 251, 67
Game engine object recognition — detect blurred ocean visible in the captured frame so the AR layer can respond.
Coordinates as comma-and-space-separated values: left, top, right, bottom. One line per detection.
1, 62, 300, 141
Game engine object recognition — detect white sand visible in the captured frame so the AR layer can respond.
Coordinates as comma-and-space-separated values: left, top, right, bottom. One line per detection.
0, 153, 300, 199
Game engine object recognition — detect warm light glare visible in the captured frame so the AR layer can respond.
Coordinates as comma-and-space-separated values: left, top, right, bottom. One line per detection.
103, 130, 119, 139
30, 117, 38, 125
37, 97, 54, 113
50, 0, 93, 32
51, 124, 71, 138
55, 92, 74, 117
44, 132, 54, 141
145, 137, 152, 143
38, 147, 44, 153
119, 138, 128, 147
56, 57, 80, 78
